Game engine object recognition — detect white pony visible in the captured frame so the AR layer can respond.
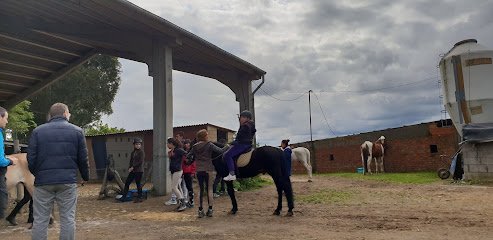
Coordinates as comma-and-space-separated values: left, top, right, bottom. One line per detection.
360, 136, 385, 174
291, 147, 313, 181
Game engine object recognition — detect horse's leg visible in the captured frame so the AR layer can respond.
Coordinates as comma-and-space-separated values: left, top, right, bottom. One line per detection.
283, 177, 294, 217
272, 176, 283, 216
361, 147, 366, 175
367, 153, 373, 174
301, 159, 313, 182
225, 181, 237, 214
6, 186, 30, 226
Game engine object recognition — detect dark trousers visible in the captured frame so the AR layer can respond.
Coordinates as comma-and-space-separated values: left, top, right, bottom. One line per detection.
213, 173, 226, 193
0, 168, 7, 218
197, 171, 214, 209
122, 172, 143, 198
183, 173, 194, 202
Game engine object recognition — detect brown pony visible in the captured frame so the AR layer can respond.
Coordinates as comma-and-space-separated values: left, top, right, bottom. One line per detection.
360, 136, 385, 174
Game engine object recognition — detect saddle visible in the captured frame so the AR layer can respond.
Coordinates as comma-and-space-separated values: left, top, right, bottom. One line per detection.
236, 149, 254, 167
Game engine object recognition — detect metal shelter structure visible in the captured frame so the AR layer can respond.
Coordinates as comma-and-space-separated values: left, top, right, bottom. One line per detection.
0, 0, 266, 195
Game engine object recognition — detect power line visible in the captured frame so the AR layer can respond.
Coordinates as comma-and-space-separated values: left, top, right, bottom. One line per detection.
318, 76, 437, 94
258, 87, 307, 101
312, 91, 337, 137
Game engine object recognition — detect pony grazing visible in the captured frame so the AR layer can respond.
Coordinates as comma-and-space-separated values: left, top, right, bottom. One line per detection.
291, 147, 313, 181
212, 143, 294, 216
360, 136, 385, 174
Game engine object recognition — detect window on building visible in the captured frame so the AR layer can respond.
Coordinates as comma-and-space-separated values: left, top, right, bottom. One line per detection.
118, 153, 121, 157
430, 145, 438, 153
329, 154, 334, 161
120, 138, 123, 142
115, 138, 117, 142
125, 153, 128, 158
128, 138, 130, 142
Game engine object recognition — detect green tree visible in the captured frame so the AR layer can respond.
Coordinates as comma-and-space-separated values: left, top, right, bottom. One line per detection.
29, 55, 121, 128
85, 120, 125, 136
7, 100, 37, 142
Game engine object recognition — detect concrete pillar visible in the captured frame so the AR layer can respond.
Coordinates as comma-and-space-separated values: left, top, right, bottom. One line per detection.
150, 40, 173, 195
236, 77, 253, 114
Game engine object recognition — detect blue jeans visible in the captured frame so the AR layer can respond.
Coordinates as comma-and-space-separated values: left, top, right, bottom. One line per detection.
223, 144, 251, 173
32, 183, 78, 240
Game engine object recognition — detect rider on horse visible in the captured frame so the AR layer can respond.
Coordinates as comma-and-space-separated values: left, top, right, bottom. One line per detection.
223, 110, 256, 181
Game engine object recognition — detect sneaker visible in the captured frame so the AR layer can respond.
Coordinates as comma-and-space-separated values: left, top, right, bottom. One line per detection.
165, 199, 177, 205
186, 201, 194, 208
223, 174, 236, 181
206, 208, 213, 217
213, 193, 220, 198
176, 200, 187, 212
198, 209, 205, 218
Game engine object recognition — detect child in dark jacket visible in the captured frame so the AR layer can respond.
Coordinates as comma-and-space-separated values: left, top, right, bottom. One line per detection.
118, 138, 145, 202
167, 137, 187, 212
182, 139, 196, 207
223, 110, 256, 181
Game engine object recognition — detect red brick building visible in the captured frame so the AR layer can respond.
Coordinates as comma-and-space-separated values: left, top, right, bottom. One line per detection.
291, 120, 460, 174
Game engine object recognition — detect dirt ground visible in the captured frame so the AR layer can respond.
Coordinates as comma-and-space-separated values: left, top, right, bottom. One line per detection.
1, 175, 492, 240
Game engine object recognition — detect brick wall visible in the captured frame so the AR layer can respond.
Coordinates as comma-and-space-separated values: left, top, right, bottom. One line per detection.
292, 121, 460, 174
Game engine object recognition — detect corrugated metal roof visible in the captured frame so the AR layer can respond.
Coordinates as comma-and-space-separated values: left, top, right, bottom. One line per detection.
0, 0, 266, 108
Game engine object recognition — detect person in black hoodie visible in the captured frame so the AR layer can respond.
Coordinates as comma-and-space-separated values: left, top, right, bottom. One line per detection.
223, 110, 256, 181
167, 137, 187, 212
117, 138, 145, 203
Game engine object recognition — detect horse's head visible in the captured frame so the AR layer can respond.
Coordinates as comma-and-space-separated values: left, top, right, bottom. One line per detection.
377, 136, 385, 144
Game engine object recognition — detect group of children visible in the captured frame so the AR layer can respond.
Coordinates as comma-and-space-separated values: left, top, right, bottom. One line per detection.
122, 110, 256, 218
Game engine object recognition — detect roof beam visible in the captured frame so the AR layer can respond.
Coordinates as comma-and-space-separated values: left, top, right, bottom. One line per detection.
0, 79, 31, 88
0, 70, 43, 81
0, 58, 54, 73
0, 47, 68, 65
3, 49, 97, 109
0, 33, 81, 57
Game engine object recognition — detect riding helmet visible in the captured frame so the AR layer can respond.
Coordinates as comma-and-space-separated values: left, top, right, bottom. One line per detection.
133, 138, 143, 144
239, 110, 253, 119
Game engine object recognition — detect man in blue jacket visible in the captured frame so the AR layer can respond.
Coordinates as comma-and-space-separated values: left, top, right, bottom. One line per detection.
0, 106, 14, 219
28, 103, 89, 240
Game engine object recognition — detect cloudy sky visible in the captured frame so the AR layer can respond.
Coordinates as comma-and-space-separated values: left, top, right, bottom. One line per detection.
101, 0, 493, 146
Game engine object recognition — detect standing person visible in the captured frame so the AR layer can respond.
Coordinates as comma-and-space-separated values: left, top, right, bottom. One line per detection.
212, 173, 226, 198
182, 139, 195, 207
223, 110, 256, 181
27, 103, 89, 240
0, 106, 14, 219
187, 129, 228, 218
281, 139, 292, 177
166, 138, 187, 212
117, 138, 145, 203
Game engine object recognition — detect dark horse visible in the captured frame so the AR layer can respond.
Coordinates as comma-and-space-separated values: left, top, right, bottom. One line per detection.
211, 143, 294, 216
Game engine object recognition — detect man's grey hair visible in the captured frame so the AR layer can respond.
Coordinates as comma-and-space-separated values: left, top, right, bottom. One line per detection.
0, 106, 6, 118
49, 103, 69, 119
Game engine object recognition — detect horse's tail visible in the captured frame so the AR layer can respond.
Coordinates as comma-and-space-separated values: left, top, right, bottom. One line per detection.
304, 147, 312, 167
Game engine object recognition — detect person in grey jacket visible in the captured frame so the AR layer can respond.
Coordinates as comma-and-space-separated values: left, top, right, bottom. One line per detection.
187, 129, 228, 218
27, 103, 88, 240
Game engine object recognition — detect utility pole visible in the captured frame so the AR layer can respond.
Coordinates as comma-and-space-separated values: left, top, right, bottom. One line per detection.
308, 90, 313, 143
308, 90, 316, 173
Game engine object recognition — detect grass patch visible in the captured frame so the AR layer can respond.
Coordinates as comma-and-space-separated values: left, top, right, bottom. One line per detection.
297, 189, 356, 204
233, 176, 273, 191
324, 172, 441, 184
